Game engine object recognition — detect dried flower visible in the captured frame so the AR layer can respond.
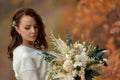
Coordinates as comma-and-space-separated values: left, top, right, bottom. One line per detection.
74, 55, 81, 61
74, 62, 82, 68
45, 33, 108, 80
63, 60, 74, 72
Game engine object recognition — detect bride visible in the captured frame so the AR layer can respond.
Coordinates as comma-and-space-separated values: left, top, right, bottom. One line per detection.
7, 8, 50, 80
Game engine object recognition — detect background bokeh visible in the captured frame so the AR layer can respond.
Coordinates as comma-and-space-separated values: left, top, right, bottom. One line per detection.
0, 0, 120, 80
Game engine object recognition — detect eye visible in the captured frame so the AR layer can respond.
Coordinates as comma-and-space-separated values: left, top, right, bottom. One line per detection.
24, 26, 30, 30
34, 25, 38, 29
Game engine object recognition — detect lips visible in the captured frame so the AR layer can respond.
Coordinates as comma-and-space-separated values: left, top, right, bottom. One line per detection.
30, 35, 37, 38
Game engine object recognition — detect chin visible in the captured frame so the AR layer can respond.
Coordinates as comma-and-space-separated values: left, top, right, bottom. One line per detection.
31, 39, 36, 42
29, 39, 36, 42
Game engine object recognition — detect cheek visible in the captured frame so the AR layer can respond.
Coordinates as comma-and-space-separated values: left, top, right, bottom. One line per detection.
34, 28, 38, 35
19, 29, 29, 38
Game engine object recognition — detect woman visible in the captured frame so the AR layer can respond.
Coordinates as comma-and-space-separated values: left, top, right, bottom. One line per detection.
7, 8, 50, 80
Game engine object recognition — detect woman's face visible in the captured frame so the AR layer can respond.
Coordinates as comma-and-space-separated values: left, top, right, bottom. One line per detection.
16, 15, 38, 45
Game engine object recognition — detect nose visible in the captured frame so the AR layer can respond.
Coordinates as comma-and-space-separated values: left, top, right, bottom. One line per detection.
31, 27, 36, 33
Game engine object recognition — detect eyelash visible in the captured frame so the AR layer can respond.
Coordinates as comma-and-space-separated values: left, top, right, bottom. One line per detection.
34, 25, 38, 28
25, 25, 38, 30
25, 27, 30, 30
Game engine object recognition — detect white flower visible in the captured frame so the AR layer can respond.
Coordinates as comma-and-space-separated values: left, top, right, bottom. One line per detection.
99, 60, 103, 64
74, 62, 82, 68
83, 48, 87, 52
81, 51, 86, 55
66, 54, 71, 60
97, 64, 104, 67
72, 70, 78, 77
74, 55, 81, 61
83, 42, 86, 45
68, 49, 75, 55
74, 42, 83, 50
103, 58, 107, 62
79, 52, 90, 67
63, 60, 74, 72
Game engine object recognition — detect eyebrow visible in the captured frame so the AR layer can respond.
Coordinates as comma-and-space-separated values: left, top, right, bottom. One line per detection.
25, 24, 37, 26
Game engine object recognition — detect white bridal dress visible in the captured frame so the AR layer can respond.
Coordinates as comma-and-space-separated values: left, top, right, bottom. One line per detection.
13, 45, 51, 80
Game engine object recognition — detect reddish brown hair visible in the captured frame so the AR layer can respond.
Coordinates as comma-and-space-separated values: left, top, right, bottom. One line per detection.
7, 8, 48, 60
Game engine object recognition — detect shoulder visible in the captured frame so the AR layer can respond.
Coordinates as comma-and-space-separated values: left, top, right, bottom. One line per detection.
13, 45, 42, 69
13, 45, 34, 54
13, 45, 36, 63
13, 45, 44, 60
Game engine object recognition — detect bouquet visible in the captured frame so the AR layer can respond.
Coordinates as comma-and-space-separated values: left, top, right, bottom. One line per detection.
44, 32, 108, 80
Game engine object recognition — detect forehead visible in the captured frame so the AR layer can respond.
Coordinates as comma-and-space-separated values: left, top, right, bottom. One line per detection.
20, 15, 36, 25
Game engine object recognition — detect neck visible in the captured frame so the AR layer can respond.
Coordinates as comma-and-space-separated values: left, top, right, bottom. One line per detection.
22, 41, 34, 47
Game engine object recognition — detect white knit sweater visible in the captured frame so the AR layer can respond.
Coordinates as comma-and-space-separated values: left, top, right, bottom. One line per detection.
13, 45, 50, 80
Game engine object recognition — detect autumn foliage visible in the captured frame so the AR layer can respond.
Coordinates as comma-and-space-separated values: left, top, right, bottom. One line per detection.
0, 0, 120, 80
64, 0, 120, 80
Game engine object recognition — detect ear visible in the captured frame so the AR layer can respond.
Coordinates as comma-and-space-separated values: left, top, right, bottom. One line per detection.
15, 26, 20, 34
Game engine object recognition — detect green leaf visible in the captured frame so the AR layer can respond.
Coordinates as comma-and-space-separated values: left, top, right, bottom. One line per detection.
85, 70, 100, 80
94, 49, 106, 59
74, 75, 81, 80
66, 29, 73, 48
42, 51, 56, 62
76, 66, 81, 71
86, 60, 99, 69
